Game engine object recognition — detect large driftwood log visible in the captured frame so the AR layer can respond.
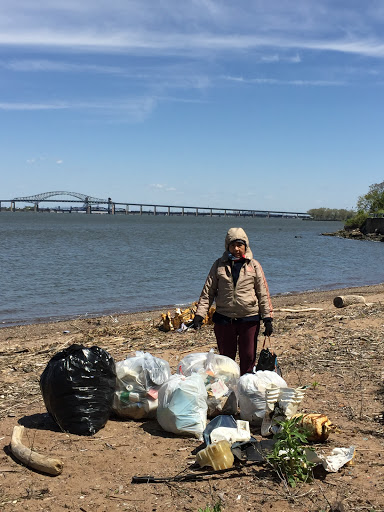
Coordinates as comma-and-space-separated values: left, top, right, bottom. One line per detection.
10, 425, 63, 476
333, 295, 366, 308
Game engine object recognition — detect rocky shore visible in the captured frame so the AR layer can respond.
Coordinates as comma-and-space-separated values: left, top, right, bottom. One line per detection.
323, 216, 384, 241
1, 283, 384, 511
322, 228, 384, 241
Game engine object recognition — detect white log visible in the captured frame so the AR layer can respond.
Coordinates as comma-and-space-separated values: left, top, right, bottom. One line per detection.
275, 307, 324, 312
333, 295, 366, 308
10, 425, 63, 476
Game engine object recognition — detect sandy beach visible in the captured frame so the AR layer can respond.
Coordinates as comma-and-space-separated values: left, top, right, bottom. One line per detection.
1, 283, 384, 511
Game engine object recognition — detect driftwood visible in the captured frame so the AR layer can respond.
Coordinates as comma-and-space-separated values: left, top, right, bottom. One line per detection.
275, 307, 323, 312
333, 295, 366, 308
10, 425, 63, 476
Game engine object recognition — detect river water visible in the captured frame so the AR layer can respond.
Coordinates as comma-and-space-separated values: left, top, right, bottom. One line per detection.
1, 212, 383, 327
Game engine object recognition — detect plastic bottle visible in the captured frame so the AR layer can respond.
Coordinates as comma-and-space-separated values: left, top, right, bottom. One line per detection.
195, 440, 234, 470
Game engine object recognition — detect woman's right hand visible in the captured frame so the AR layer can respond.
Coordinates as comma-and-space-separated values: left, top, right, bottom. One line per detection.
193, 315, 204, 330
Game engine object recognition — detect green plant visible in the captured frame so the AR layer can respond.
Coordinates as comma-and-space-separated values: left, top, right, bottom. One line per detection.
344, 210, 369, 229
198, 500, 222, 512
311, 380, 320, 389
266, 416, 315, 488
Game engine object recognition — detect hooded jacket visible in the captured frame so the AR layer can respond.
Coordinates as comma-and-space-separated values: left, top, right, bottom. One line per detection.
195, 227, 273, 320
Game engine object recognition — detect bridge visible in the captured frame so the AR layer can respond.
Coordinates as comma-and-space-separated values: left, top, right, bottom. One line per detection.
0, 191, 311, 218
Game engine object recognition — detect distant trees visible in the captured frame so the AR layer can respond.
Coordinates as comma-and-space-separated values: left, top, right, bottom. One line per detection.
307, 208, 354, 221
345, 181, 384, 229
356, 181, 384, 213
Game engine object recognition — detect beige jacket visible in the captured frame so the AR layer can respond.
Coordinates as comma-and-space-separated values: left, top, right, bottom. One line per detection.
196, 227, 273, 320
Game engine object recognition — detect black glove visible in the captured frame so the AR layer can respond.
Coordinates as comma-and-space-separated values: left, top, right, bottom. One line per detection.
263, 318, 273, 336
193, 315, 204, 330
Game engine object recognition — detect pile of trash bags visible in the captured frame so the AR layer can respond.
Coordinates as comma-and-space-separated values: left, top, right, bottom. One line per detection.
40, 344, 333, 444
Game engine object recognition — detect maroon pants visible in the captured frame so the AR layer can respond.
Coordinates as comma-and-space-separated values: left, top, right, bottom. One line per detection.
214, 321, 260, 376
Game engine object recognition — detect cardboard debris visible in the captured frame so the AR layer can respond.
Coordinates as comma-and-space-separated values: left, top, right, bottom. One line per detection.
159, 303, 215, 331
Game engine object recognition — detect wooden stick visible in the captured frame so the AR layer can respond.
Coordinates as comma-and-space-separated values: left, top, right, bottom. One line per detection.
275, 308, 324, 312
10, 425, 63, 476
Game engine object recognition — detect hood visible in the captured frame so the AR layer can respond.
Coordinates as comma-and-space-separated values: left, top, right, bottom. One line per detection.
224, 227, 253, 259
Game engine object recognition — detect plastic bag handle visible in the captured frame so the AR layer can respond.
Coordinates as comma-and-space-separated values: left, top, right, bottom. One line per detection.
261, 335, 274, 350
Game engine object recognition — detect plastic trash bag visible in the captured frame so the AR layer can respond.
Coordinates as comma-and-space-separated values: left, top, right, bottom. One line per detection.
178, 349, 240, 417
112, 351, 171, 420
40, 344, 116, 435
305, 446, 355, 472
203, 414, 238, 445
157, 374, 207, 439
238, 371, 287, 425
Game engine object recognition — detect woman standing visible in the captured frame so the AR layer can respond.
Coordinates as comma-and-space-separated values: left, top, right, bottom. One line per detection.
193, 227, 273, 375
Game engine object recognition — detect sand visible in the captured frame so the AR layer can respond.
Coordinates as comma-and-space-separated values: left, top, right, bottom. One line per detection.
1, 283, 384, 512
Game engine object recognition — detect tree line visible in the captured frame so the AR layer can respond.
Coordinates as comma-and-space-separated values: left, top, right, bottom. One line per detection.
307, 181, 384, 227
306, 208, 354, 221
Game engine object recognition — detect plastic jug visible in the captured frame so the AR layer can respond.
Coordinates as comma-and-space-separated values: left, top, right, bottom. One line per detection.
195, 440, 234, 470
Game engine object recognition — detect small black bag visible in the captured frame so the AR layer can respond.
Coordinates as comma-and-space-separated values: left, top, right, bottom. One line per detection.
256, 337, 282, 376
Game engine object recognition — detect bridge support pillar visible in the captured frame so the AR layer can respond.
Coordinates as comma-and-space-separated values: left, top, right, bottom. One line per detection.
210, 208, 212, 217
154, 206, 157, 215
195, 208, 198, 216
86, 205, 92, 214
34, 202, 39, 212
182, 207, 184, 216
140, 205, 142, 215
224, 209, 227, 217
167, 206, 170, 216
11, 201, 15, 212
111, 203, 115, 215
125, 205, 129, 215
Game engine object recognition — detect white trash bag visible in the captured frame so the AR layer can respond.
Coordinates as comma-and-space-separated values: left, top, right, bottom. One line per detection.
178, 349, 240, 417
157, 374, 208, 439
238, 371, 287, 425
113, 351, 171, 420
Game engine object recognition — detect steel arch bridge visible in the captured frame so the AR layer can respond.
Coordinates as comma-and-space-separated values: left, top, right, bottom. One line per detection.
12, 191, 108, 204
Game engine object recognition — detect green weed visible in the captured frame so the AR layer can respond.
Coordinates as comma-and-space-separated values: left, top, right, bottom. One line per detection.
198, 500, 222, 512
266, 416, 315, 488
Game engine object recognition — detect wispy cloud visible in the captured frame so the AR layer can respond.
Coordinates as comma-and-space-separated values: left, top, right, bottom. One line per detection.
0, 97, 158, 120
1, 1, 384, 59
223, 75, 345, 86
1, 59, 125, 74
149, 184, 176, 192
0, 102, 68, 111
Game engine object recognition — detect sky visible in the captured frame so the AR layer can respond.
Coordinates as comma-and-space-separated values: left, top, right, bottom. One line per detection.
1, 1, 384, 213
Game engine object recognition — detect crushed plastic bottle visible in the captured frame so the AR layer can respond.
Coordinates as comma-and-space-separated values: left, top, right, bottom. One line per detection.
195, 440, 234, 470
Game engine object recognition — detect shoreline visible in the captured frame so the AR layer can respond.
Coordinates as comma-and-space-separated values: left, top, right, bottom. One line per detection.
1, 281, 383, 335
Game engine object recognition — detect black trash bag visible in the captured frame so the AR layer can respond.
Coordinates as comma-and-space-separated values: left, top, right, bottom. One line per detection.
255, 348, 282, 376
40, 344, 116, 435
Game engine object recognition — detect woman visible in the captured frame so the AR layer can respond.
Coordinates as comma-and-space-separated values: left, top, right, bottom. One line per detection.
193, 227, 273, 375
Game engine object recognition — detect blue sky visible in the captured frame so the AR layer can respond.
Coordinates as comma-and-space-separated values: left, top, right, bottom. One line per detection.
1, 1, 384, 212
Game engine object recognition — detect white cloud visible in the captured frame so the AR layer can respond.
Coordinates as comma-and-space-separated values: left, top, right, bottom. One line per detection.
223, 75, 345, 86
1, 59, 125, 74
56, 160, 63, 164
0, 1, 384, 60
149, 184, 176, 192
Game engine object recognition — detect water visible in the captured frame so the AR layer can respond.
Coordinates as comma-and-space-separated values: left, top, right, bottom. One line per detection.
1, 212, 383, 327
